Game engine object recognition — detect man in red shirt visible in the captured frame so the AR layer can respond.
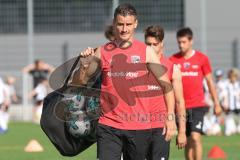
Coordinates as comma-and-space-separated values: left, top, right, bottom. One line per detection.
169, 27, 222, 160
72, 4, 176, 160
144, 25, 186, 160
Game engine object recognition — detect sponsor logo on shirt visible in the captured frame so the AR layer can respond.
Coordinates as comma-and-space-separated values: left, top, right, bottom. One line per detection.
131, 55, 141, 64
107, 71, 139, 78
181, 71, 199, 77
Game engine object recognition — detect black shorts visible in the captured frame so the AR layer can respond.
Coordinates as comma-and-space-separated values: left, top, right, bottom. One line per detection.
186, 107, 209, 137
226, 109, 240, 115
146, 128, 170, 160
97, 123, 152, 160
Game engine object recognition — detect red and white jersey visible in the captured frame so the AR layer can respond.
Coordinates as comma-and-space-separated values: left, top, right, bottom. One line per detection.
169, 50, 212, 109
99, 39, 153, 130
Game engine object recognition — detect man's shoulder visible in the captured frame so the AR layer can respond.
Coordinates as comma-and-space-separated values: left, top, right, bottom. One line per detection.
169, 52, 182, 60
195, 50, 209, 59
162, 56, 173, 66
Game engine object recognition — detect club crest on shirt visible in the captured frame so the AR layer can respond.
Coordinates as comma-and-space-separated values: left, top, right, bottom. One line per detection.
131, 55, 140, 64
183, 62, 191, 69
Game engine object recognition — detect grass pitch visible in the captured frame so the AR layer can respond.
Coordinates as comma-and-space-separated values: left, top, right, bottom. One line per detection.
0, 122, 239, 160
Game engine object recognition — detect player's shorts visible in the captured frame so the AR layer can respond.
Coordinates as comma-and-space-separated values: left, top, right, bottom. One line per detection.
226, 109, 240, 115
186, 107, 209, 137
97, 123, 152, 160
146, 128, 170, 160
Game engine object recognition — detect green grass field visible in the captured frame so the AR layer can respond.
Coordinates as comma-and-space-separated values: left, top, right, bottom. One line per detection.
0, 122, 239, 160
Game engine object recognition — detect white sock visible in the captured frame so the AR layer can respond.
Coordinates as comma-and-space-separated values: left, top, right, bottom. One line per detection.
0, 112, 9, 130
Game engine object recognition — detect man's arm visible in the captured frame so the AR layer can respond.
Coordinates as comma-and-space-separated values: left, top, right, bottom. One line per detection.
205, 73, 222, 116
42, 62, 55, 73
22, 64, 34, 73
71, 47, 101, 85
146, 46, 176, 141
172, 65, 186, 149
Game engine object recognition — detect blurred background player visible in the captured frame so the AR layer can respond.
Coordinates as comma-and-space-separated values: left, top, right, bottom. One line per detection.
0, 76, 19, 134
169, 27, 222, 160
221, 68, 240, 136
0, 76, 8, 134
202, 69, 227, 136
28, 78, 49, 123
22, 59, 54, 120
144, 25, 186, 160
214, 69, 227, 103
4, 76, 18, 104
22, 59, 54, 88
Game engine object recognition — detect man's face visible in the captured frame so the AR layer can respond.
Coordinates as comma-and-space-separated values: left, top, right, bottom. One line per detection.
113, 15, 137, 42
145, 36, 162, 54
229, 74, 238, 82
177, 36, 193, 53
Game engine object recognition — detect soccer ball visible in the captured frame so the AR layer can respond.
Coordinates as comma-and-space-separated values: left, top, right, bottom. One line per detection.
66, 112, 91, 138
65, 94, 85, 115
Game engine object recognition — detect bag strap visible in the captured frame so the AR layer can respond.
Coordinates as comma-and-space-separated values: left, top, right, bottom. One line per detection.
63, 48, 97, 87
63, 56, 80, 87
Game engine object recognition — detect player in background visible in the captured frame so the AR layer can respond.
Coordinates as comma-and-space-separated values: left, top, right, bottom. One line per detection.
144, 25, 186, 160
0, 76, 19, 133
0, 77, 8, 134
22, 59, 54, 88
202, 79, 222, 136
169, 27, 222, 160
71, 3, 176, 160
29, 78, 49, 123
221, 68, 240, 136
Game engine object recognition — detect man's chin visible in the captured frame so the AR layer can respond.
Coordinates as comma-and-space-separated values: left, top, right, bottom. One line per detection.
119, 36, 130, 41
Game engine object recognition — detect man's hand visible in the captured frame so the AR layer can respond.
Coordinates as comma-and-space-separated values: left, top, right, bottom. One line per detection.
163, 114, 177, 141
80, 47, 95, 58
176, 132, 187, 149
79, 47, 96, 68
214, 103, 222, 116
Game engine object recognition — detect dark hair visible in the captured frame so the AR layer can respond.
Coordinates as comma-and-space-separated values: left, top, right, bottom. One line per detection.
114, 3, 137, 20
144, 25, 164, 42
176, 27, 193, 40
104, 25, 115, 41
34, 59, 41, 64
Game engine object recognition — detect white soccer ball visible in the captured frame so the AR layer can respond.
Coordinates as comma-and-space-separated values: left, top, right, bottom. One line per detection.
65, 95, 85, 115
66, 112, 91, 137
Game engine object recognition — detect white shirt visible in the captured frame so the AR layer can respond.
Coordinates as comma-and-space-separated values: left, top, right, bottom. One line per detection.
34, 83, 47, 101
222, 80, 240, 110
0, 78, 5, 104
216, 79, 227, 102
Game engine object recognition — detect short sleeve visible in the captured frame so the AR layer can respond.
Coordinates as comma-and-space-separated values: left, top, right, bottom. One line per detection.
202, 55, 212, 76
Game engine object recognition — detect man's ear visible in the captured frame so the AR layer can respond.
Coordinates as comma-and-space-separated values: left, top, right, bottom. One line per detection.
190, 39, 194, 46
161, 41, 164, 48
134, 19, 138, 29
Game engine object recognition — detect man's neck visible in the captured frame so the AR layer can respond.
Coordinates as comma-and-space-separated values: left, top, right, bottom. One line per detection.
181, 49, 194, 59
115, 37, 134, 48
157, 51, 163, 59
